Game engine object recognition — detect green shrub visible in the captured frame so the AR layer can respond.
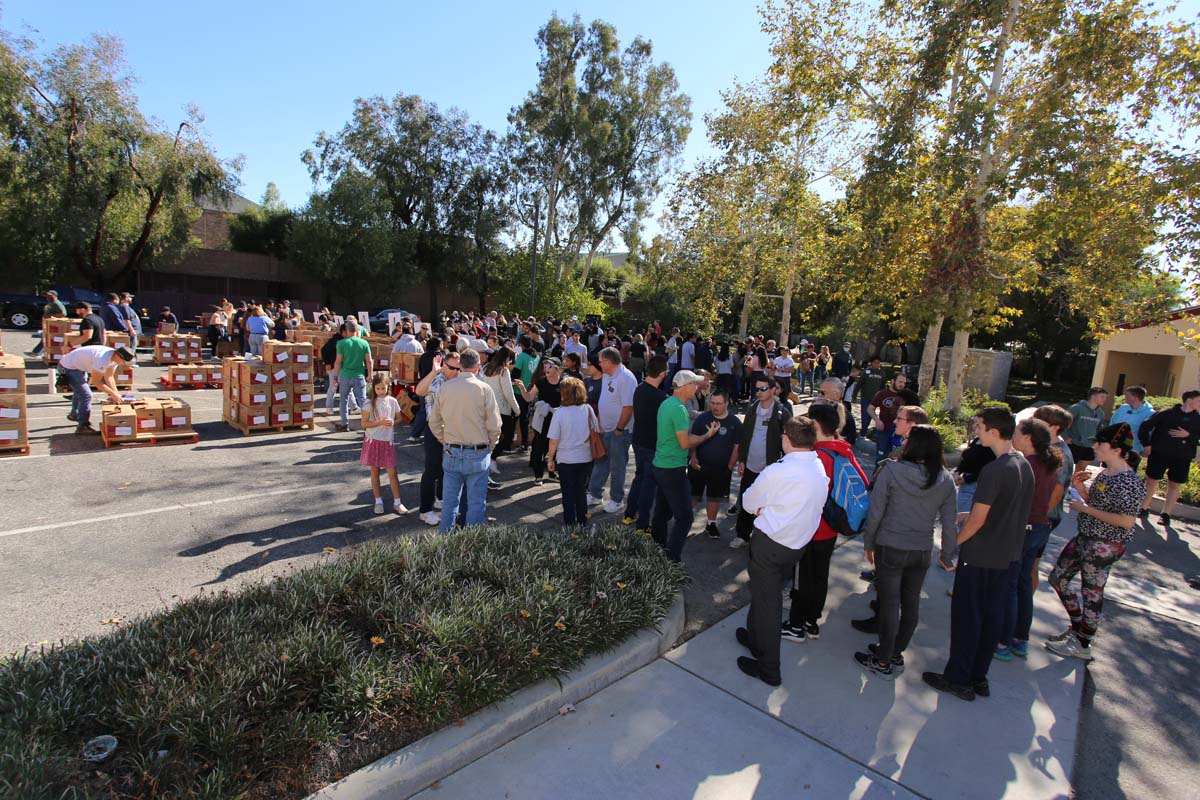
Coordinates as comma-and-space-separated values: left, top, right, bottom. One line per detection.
922, 387, 1010, 451
1144, 395, 1178, 413
0, 525, 685, 799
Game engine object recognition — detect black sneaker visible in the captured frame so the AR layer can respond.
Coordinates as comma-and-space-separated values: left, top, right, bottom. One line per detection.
780, 622, 806, 643
547, 471, 560, 482
735, 626, 760, 658
868, 643, 905, 674
67, 412, 78, 422
973, 679, 990, 698
705, 522, 721, 539
855, 651, 894, 680
75, 424, 100, 436
727, 503, 738, 515
802, 621, 820, 640
487, 479, 502, 490
921, 671, 975, 701
1160, 513, 1172, 526
851, 616, 879, 634
736, 656, 781, 687
860, 570, 875, 582
1137, 508, 1150, 519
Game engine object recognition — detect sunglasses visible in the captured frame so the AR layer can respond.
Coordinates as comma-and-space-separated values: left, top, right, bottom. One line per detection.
443, 365, 461, 372
755, 386, 771, 392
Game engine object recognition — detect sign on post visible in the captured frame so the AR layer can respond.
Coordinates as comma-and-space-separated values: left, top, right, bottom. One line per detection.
357, 311, 370, 329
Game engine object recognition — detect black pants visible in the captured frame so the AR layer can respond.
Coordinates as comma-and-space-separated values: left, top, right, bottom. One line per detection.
419, 429, 444, 513
873, 545, 931, 662
207, 324, 224, 354
516, 395, 530, 447
557, 461, 593, 526
735, 469, 761, 540
747, 533, 808, 683
943, 561, 1018, 686
494, 413, 517, 458
789, 535, 837, 627
651, 465, 693, 562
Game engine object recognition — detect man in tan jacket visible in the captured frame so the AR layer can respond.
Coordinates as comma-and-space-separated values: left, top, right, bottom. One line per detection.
429, 349, 502, 533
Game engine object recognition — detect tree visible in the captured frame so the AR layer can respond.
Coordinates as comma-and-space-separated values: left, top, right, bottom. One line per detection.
509, 14, 691, 281
0, 31, 237, 289
228, 183, 294, 259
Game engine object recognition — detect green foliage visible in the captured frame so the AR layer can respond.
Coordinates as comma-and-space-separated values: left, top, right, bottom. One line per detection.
0, 29, 238, 289
491, 249, 608, 320
923, 385, 1011, 451
228, 183, 293, 259
0, 525, 684, 799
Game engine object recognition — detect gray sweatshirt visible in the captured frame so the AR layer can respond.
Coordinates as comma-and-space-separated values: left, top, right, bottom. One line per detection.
863, 459, 958, 560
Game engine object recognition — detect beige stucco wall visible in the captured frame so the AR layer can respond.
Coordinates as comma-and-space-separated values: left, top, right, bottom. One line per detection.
1092, 316, 1200, 410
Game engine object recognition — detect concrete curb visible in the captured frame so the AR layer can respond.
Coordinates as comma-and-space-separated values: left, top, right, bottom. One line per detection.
1147, 493, 1200, 521
307, 592, 686, 800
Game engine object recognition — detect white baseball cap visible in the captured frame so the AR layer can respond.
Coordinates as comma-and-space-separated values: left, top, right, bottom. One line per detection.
672, 369, 705, 388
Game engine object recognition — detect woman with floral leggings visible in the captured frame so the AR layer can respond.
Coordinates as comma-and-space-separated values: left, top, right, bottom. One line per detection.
1046, 423, 1145, 662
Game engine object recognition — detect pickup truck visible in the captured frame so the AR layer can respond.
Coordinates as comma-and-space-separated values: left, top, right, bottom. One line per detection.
1, 286, 108, 329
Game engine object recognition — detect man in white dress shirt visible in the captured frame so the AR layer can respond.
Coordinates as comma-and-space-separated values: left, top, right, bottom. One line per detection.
735, 415, 829, 686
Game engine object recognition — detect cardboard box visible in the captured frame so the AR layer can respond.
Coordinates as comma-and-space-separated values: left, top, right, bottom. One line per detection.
269, 406, 293, 425
370, 344, 391, 370
391, 352, 420, 383
235, 403, 272, 429
0, 420, 28, 448
105, 332, 131, 348
268, 364, 291, 385
90, 367, 133, 388
0, 394, 27, 423
158, 398, 193, 431
289, 363, 314, 384
236, 385, 270, 406
293, 402, 315, 424
0, 354, 25, 393
43, 318, 80, 338
238, 362, 272, 386
290, 343, 314, 365
157, 322, 177, 335
102, 405, 139, 442
132, 399, 163, 433
269, 385, 293, 406
292, 384, 317, 405
215, 340, 238, 358
262, 341, 293, 364
206, 365, 224, 384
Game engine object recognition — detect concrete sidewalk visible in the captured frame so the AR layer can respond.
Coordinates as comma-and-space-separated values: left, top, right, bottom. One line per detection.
413, 538, 1085, 800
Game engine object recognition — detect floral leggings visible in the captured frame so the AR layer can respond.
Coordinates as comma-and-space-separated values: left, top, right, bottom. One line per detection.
1048, 537, 1126, 635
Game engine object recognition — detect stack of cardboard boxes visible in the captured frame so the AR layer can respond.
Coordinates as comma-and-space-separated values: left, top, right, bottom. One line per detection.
100, 397, 195, 446
0, 353, 28, 454
222, 342, 315, 433
41, 318, 80, 365
89, 362, 134, 392
163, 364, 224, 388
153, 334, 203, 365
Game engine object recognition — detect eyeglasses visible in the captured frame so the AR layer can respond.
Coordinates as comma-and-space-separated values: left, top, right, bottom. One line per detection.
755, 386, 771, 392
443, 365, 460, 372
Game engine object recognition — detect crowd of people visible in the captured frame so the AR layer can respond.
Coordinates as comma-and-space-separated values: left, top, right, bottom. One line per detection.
315, 309, 1193, 699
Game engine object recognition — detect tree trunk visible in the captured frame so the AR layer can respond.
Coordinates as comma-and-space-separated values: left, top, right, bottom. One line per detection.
779, 267, 796, 347
737, 279, 753, 339
918, 314, 944, 402
945, 329, 971, 413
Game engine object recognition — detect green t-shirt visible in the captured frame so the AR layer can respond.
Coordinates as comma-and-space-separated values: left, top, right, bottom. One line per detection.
44, 299, 67, 317
654, 396, 691, 469
515, 351, 539, 388
336, 336, 371, 378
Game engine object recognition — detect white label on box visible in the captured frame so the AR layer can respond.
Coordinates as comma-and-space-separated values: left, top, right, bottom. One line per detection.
274, 352, 287, 362
273, 369, 287, 381
299, 393, 312, 403
273, 391, 287, 402
251, 415, 266, 425
52, 336, 63, 344
295, 371, 309, 382
251, 394, 266, 404
170, 416, 188, 426
296, 354, 310, 363
114, 426, 132, 436
253, 374, 268, 383
0, 429, 16, 441
161, 341, 173, 348
0, 408, 19, 419
139, 419, 157, 429
191, 373, 203, 382
276, 412, 290, 422
378, 359, 389, 367
300, 410, 313, 420
0, 379, 17, 389
212, 371, 222, 380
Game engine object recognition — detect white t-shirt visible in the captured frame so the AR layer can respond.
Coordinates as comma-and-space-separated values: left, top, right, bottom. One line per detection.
772, 355, 795, 378
715, 356, 733, 375
547, 404, 598, 465
363, 395, 401, 442
666, 337, 681, 365
565, 340, 588, 360
598, 364, 637, 432
391, 335, 424, 354
60, 345, 116, 373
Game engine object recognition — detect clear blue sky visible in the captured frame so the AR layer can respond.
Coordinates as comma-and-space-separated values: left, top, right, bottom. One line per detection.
0, 0, 773, 219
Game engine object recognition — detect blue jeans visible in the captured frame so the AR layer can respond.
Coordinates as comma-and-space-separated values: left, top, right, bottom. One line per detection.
956, 482, 977, 514
624, 445, 658, 529
440, 446, 490, 533
1002, 523, 1054, 645
588, 429, 632, 503
799, 371, 815, 394
860, 400, 872, 434
339, 374, 367, 427
66, 369, 92, 425
875, 422, 896, 462
651, 465, 694, 562
557, 461, 593, 526
248, 333, 267, 357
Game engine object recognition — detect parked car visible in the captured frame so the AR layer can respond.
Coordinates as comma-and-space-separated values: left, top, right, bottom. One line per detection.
368, 308, 421, 334
0, 286, 107, 329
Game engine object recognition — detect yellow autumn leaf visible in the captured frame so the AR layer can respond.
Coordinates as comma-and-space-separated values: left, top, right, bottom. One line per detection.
370, 636, 385, 646
616, 582, 627, 590
530, 647, 540, 656
323, 547, 336, 554
543, 583, 554, 591
555, 621, 567, 631
519, 609, 531, 618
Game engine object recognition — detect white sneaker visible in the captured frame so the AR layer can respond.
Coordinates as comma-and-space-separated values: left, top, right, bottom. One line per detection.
419, 511, 440, 526
434, 498, 443, 510
489, 461, 499, 475
373, 500, 384, 515
602, 500, 622, 514
729, 537, 748, 549
393, 502, 409, 515
587, 495, 605, 507
1045, 634, 1094, 661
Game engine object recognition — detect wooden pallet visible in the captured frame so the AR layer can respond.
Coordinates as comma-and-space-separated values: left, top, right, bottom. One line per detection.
223, 417, 316, 436
100, 430, 199, 449
0, 443, 30, 457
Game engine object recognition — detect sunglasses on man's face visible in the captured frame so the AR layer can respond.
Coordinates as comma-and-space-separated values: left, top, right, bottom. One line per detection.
755, 386, 771, 392
444, 365, 461, 372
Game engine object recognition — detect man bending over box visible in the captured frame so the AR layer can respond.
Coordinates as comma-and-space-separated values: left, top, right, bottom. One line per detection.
59, 345, 137, 435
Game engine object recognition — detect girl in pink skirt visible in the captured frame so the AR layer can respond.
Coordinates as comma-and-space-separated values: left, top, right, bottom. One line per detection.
361, 373, 409, 515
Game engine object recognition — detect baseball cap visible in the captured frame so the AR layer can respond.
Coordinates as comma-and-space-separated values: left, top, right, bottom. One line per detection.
542, 357, 563, 369
800, 338, 809, 345
114, 345, 137, 363
44, 290, 57, 298
672, 369, 704, 388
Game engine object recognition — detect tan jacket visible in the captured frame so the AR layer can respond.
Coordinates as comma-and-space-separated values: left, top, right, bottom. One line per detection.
429, 372, 502, 447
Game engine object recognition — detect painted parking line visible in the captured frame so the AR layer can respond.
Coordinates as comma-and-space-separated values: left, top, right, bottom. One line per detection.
0, 486, 313, 539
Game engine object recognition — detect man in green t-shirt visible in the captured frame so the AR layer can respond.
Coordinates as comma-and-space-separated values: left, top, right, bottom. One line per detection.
651, 370, 721, 562
333, 322, 373, 431
512, 347, 540, 449
31, 290, 68, 356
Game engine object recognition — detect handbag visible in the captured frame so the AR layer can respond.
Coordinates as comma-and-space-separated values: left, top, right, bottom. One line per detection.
588, 407, 607, 460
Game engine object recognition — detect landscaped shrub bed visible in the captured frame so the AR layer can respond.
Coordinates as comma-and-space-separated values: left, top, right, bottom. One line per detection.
0, 524, 685, 799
